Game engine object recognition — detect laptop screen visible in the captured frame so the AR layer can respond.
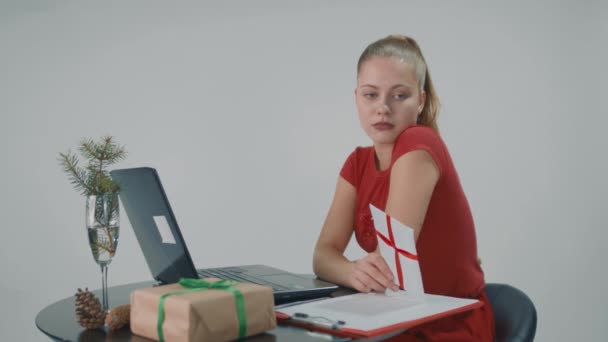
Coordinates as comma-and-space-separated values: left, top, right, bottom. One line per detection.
110, 167, 198, 284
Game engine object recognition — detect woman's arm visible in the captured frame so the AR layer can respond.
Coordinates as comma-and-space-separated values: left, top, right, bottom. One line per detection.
385, 150, 440, 240
313, 176, 397, 292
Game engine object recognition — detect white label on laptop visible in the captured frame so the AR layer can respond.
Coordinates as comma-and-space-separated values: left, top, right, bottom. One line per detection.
153, 215, 176, 244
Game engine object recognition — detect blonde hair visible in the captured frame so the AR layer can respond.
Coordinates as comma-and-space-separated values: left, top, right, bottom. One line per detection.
357, 35, 440, 133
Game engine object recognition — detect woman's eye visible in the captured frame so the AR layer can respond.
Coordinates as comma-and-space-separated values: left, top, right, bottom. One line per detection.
364, 93, 377, 99
393, 94, 407, 100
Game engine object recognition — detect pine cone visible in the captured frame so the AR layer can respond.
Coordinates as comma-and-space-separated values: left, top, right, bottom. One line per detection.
75, 288, 105, 329
105, 304, 130, 332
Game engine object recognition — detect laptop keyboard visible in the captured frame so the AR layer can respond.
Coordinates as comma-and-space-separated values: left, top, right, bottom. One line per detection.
197, 268, 289, 291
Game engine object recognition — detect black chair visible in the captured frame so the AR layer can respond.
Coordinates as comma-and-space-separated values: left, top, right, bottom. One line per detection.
486, 283, 537, 342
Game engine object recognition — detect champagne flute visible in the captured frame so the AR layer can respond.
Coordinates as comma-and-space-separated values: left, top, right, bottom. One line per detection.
86, 192, 120, 312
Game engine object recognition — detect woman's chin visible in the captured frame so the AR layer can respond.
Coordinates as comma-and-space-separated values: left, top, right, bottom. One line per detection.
371, 136, 397, 145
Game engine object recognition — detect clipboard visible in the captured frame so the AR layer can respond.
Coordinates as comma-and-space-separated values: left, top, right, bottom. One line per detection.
277, 204, 482, 339
275, 291, 482, 339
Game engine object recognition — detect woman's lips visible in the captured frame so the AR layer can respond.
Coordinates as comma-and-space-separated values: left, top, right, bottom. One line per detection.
372, 122, 394, 131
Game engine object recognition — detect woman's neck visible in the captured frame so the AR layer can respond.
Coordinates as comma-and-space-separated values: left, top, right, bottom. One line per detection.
373, 144, 393, 171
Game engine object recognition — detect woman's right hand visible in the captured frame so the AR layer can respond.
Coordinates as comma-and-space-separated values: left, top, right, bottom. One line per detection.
348, 253, 400, 293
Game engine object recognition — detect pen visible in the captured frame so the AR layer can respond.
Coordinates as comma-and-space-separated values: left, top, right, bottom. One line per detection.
292, 312, 346, 330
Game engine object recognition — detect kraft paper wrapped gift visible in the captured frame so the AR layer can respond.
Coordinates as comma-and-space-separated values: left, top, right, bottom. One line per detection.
130, 278, 276, 342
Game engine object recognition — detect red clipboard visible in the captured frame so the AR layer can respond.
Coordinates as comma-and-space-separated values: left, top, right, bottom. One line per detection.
275, 293, 483, 339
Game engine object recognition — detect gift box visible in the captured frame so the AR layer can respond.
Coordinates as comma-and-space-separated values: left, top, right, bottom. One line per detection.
130, 278, 277, 342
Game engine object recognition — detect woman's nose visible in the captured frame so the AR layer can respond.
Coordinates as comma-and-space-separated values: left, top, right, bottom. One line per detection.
376, 102, 391, 116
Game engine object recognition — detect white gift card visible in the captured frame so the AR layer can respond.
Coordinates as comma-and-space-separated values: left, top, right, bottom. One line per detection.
370, 204, 425, 299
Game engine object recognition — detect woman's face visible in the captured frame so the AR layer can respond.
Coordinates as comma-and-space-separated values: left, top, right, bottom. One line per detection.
355, 56, 426, 146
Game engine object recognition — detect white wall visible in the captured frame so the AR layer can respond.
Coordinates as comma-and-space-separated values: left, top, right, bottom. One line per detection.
1, 1, 606, 341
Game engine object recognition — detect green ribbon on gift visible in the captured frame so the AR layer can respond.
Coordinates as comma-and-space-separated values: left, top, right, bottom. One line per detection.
157, 278, 247, 342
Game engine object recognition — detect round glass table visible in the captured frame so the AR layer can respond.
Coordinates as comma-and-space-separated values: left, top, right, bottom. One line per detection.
35, 280, 354, 342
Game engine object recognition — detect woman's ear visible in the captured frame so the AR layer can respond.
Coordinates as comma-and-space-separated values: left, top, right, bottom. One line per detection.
418, 90, 427, 114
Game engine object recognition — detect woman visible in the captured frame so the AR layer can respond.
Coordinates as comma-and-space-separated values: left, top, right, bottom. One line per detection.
313, 35, 495, 341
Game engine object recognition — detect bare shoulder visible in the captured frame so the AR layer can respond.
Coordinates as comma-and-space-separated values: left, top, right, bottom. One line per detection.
392, 150, 439, 179
336, 175, 356, 197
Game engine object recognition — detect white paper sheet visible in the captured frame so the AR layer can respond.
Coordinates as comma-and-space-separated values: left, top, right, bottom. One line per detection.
369, 204, 425, 298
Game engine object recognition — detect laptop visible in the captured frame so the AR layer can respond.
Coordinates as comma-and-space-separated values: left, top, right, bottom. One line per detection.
110, 167, 338, 304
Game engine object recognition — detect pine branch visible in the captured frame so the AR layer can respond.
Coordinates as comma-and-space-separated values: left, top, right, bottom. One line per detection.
59, 136, 127, 197
58, 152, 95, 196
99, 136, 127, 166
105, 145, 127, 164
85, 165, 100, 194
78, 139, 98, 163
99, 174, 119, 194
97, 138, 108, 183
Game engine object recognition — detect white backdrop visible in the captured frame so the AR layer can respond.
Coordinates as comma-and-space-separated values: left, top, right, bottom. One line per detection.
1, 1, 606, 341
